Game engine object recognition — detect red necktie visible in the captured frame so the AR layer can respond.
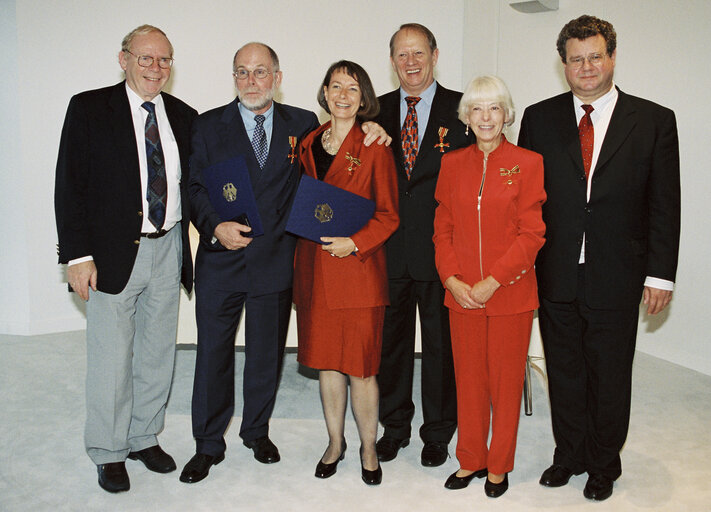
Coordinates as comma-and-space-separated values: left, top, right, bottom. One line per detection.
401, 96, 421, 180
578, 104, 594, 180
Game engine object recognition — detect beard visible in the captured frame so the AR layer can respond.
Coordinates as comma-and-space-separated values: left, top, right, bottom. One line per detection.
237, 82, 278, 112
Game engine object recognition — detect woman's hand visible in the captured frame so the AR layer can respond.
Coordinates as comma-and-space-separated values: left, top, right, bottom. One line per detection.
444, 276, 484, 310
469, 275, 501, 305
321, 237, 357, 258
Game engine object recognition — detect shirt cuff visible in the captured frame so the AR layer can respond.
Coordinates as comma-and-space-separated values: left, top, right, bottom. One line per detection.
68, 256, 93, 266
644, 276, 674, 291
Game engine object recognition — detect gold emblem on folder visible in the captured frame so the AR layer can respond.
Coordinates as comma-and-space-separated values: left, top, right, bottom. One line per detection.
223, 183, 237, 202
314, 203, 334, 223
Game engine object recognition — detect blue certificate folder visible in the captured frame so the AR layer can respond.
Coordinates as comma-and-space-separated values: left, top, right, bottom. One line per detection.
203, 155, 264, 237
286, 175, 375, 244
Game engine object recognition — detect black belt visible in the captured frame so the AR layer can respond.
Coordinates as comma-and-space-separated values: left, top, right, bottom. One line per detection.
141, 228, 170, 239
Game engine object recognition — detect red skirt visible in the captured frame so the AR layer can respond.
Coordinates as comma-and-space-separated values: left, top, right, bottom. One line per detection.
296, 254, 384, 378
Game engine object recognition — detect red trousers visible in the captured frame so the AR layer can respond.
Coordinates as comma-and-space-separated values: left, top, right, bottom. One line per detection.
449, 310, 533, 474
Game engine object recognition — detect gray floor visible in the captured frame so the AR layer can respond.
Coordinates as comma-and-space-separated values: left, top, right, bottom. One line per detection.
1, 331, 709, 512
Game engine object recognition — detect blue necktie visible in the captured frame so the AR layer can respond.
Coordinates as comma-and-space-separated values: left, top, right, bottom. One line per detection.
252, 114, 268, 169
142, 102, 167, 229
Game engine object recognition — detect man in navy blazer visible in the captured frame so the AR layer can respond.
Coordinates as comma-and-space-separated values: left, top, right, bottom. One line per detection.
55, 25, 197, 493
180, 43, 319, 484
375, 23, 473, 467
518, 15, 680, 501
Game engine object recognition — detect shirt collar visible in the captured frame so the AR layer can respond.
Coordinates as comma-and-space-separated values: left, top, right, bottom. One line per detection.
125, 82, 164, 111
572, 82, 618, 112
399, 80, 437, 107
238, 100, 275, 125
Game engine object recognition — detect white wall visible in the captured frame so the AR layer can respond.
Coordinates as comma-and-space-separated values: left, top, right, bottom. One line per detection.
2, 0, 709, 375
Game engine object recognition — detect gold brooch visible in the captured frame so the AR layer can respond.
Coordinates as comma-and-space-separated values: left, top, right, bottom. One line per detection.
499, 165, 520, 185
345, 152, 361, 175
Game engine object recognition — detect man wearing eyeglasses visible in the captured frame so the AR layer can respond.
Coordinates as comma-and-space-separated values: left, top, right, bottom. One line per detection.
180, 42, 389, 483
518, 15, 680, 501
55, 25, 197, 493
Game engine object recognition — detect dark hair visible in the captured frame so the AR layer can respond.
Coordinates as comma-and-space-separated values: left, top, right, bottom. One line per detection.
389, 23, 437, 57
317, 60, 379, 121
556, 15, 616, 63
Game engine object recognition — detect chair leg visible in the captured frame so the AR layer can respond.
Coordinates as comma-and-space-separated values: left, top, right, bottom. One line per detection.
524, 355, 532, 416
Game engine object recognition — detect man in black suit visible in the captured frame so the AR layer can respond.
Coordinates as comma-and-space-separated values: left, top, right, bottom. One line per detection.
518, 15, 680, 501
55, 25, 197, 493
375, 23, 472, 467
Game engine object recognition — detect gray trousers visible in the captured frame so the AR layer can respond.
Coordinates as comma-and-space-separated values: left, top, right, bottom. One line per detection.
84, 226, 182, 464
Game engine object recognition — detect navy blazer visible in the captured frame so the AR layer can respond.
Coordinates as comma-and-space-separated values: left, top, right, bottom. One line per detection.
376, 83, 474, 281
518, 88, 680, 309
189, 99, 319, 295
55, 81, 197, 294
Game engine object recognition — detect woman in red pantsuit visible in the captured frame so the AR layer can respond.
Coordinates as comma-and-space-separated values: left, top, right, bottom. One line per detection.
433, 75, 546, 498
293, 61, 398, 485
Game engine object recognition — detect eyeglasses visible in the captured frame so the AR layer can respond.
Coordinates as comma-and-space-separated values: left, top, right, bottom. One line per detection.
124, 50, 174, 69
567, 53, 606, 69
233, 68, 272, 80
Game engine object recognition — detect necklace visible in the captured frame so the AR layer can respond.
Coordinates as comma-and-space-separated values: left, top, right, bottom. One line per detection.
321, 128, 339, 156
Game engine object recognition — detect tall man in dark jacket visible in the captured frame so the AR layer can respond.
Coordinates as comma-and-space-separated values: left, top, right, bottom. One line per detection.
55, 25, 197, 493
518, 15, 680, 502
375, 23, 473, 467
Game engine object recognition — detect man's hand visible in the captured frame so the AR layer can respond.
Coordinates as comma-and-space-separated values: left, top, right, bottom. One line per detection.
67, 260, 97, 301
643, 286, 673, 315
444, 276, 484, 310
361, 121, 392, 147
214, 221, 253, 250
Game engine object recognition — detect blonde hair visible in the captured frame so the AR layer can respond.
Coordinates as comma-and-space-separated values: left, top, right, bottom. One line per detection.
458, 75, 515, 126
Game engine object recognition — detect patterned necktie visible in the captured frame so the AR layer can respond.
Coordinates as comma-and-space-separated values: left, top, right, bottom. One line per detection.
252, 114, 268, 169
579, 104, 594, 180
142, 102, 167, 230
401, 96, 421, 179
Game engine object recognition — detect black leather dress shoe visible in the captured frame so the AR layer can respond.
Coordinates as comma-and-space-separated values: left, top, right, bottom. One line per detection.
484, 473, 509, 498
360, 447, 382, 485
315, 440, 346, 479
97, 462, 130, 493
539, 464, 578, 487
179, 453, 225, 483
243, 436, 280, 464
444, 468, 488, 489
375, 436, 409, 462
127, 445, 176, 473
583, 473, 613, 501
421, 441, 448, 467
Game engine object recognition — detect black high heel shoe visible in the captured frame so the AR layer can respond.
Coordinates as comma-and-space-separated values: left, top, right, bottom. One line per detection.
315, 440, 347, 479
360, 446, 382, 485
444, 468, 488, 489
484, 473, 509, 498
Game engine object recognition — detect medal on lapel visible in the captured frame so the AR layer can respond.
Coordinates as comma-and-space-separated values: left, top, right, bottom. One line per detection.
345, 152, 361, 175
434, 127, 450, 153
288, 136, 297, 163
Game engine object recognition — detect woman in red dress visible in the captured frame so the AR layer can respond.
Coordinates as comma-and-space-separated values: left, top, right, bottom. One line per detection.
433, 75, 546, 497
293, 60, 398, 485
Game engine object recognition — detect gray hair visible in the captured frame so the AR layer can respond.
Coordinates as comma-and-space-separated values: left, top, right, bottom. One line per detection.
121, 24, 173, 56
233, 42, 280, 72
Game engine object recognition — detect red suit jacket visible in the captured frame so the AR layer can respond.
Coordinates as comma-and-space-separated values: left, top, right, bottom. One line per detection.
293, 122, 399, 310
433, 137, 546, 316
